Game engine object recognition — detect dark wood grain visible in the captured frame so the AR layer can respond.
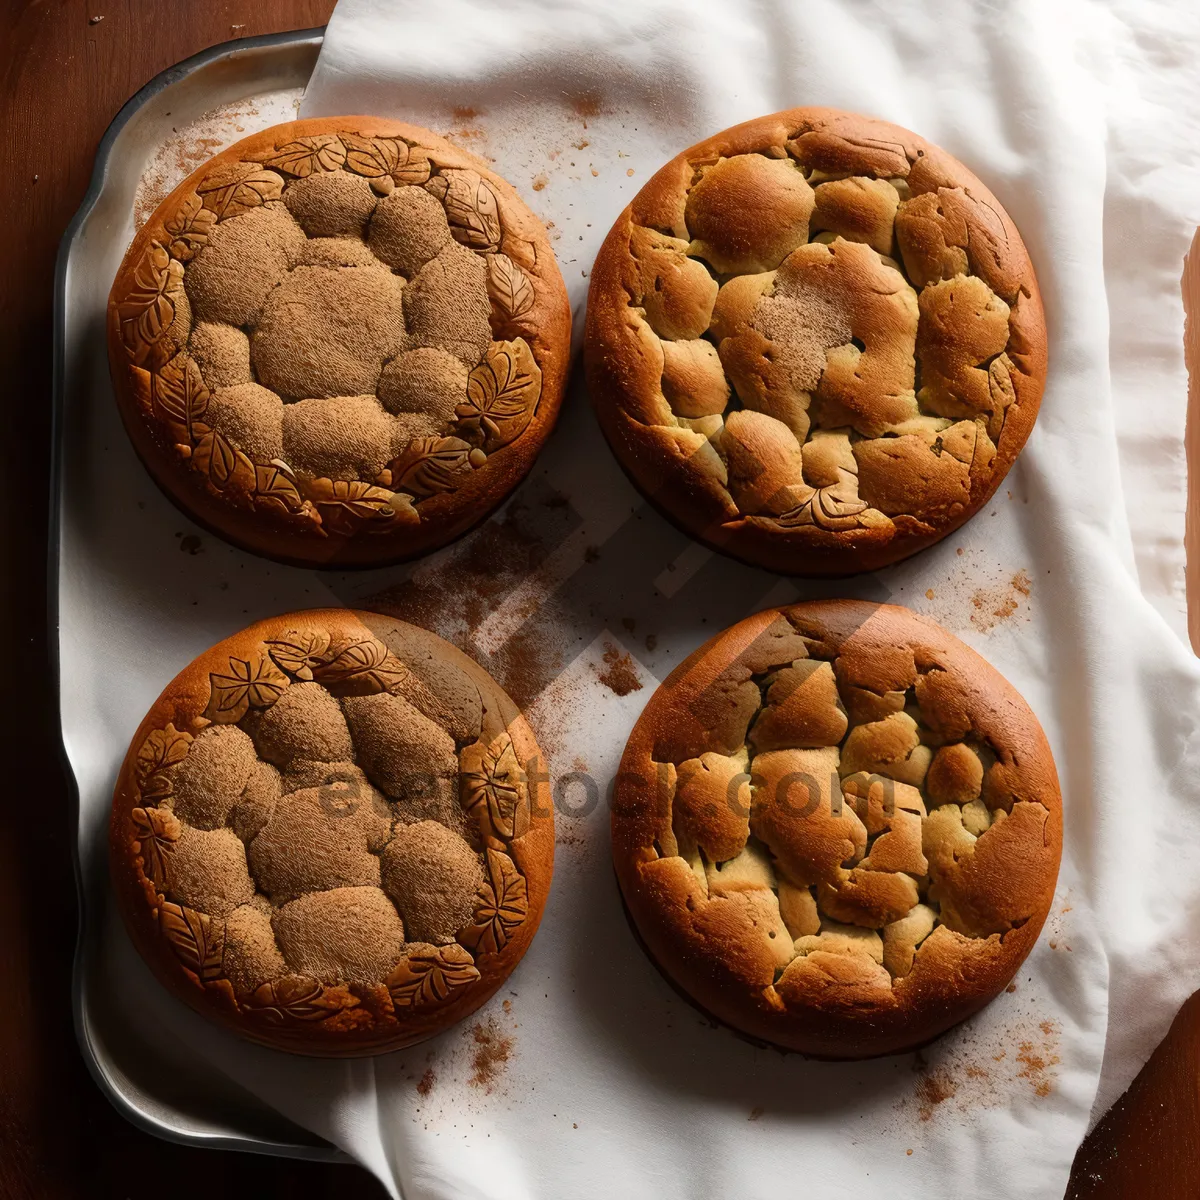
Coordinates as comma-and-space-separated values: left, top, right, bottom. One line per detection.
0, 3, 391, 1195
1067, 990, 1200, 1198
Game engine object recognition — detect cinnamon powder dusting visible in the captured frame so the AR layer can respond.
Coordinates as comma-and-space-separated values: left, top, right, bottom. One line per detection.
362, 494, 574, 710
970, 569, 1033, 631
901, 1011, 1062, 1126
915, 1068, 958, 1120
469, 1019, 513, 1091
595, 643, 642, 696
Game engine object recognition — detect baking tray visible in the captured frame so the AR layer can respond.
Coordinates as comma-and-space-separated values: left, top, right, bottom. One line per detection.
53, 26, 348, 1161
51, 21, 1099, 1185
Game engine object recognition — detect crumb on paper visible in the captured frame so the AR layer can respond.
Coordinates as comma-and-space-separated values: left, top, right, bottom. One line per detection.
915, 1069, 957, 1120
970, 568, 1033, 632
416, 1067, 436, 1097
469, 1019, 513, 1092
595, 642, 642, 696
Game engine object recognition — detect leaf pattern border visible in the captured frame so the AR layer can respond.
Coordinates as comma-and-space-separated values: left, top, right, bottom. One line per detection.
117, 126, 553, 538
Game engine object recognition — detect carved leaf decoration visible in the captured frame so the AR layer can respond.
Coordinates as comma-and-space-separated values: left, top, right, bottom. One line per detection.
159, 901, 225, 983
774, 483, 868, 533
135, 723, 193, 800
204, 653, 289, 724
253, 461, 305, 515
461, 849, 528, 957
390, 437, 476, 498
151, 353, 210, 442
243, 974, 330, 1023
192, 428, 241, 489
311, 637, 408, 696
485, 253, 535, 323
386, 944, 480, 1008
306, 478, 397, 537
197, 164, 284, 220
457, 339, 541, 452
393, 146, 432, 186
118, 242, 185, 363
163, 193, 216, 262
261, 135, 347, 178
425, 170, 501, 252
461, 734, 530, 841
341, 133, 403, 179
132, 805, 181, 887
265, 630, 332, 681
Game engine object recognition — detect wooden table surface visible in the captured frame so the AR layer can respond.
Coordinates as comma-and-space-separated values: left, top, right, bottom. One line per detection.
0, 1, 1192, 1196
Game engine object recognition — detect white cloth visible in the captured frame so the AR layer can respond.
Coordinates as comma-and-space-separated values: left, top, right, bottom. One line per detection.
182, 1, 1200, 1194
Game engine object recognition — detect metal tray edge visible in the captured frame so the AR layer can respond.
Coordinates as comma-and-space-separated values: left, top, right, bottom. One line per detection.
50, 25, 351, 1165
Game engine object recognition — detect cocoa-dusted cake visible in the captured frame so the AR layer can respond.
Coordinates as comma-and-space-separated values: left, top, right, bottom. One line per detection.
612, 601, 1061, 1057
585, 109, 1047, 575
110, 609, 552, 1055
108, 119, 570, 568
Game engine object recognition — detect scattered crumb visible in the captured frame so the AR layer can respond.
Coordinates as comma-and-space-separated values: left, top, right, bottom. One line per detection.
89, 14, 105, 23
595, 643, 642, 696
453, 106, 479, 121
570, 94, 603, 122
748, 1106, 764, 1121
925, 588, 935, 600
532, 173, 548, 192
906, 1149, 914, 1156
956, 547, 964, 556
1017, 1025, 1061, 1098
626, 168, 635, 177
469, 1019, 513, 1092
179, 534, 202, 555
645, 634, 658, 652
970, 569, 1033, 631
1006, 984, 1018, 993
502, 999, 511, 1013
583, 544, 601, 563
916, 1069, 958, 1120
572, 138, 590, 150
416, 1068, 436, 1097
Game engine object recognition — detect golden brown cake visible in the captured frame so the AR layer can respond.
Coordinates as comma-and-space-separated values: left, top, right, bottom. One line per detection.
612, 601, 1061, 1057
110, 609, 552, 1055
108, 119, 570, 568
585, 109, 1047, 575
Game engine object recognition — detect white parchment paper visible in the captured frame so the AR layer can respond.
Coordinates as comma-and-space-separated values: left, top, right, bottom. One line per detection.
62, 1, 1200, 1196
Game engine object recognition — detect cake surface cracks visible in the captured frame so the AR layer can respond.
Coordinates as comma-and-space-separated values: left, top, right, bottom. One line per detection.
645, 616, 1052, 993
623, 134, 1030, 533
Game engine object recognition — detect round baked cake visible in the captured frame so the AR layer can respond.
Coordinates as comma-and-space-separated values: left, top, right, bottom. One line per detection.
108, 119, 570, 568
110, 609, 552, 1055
611, 601, 1061, 1058
585, 109, 1047, 575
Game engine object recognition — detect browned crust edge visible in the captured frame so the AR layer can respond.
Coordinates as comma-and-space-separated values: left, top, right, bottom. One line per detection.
109, 607, 554, 1056
611, 600, 1062, 1058
585, 107, 1048, 577
107, 117, 573, 569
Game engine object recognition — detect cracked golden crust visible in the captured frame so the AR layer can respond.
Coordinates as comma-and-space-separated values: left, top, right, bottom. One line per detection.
611, 601, 1061, 1058
109, 608, 554, 1056
108, 118, 571, 569
585, 108, 1047, 576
